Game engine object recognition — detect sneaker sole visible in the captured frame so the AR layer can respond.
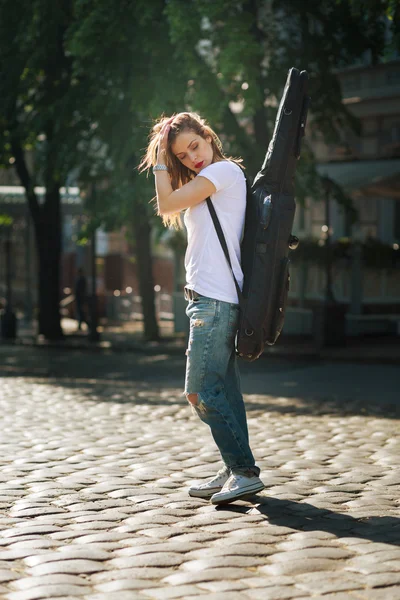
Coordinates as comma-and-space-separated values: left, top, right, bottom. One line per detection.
188, 487, 222, 499
211, 483, 265, 505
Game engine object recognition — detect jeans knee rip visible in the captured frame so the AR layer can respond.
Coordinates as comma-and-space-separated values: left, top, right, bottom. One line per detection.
185, 392, 207, 414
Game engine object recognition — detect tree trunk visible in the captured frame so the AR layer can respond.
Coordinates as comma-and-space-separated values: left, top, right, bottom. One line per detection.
132, 201, 159, 341
11, 139, 63, 340
246, 0, 271, 163
33, 188, 63, 340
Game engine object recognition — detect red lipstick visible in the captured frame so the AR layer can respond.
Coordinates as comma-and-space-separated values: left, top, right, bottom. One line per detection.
195, 161, 204, 169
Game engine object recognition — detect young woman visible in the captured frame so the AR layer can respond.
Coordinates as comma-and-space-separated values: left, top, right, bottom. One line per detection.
140, 112, 264, 504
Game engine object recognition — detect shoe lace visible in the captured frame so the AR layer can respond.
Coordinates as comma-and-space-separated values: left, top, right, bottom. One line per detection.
216, 466, 229, 477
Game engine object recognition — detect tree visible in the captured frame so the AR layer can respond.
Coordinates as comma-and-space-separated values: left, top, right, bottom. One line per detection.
0, 0, 185, 341
0, 0, 97, 339
2, 0, 394, 342
164, 0, 397, 189
67, 0, 189, 340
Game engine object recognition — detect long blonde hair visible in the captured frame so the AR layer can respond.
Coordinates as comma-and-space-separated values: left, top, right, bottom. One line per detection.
139, 112, 243, 228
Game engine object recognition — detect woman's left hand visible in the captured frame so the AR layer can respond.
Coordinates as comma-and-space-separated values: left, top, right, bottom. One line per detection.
157, 118, 173, 164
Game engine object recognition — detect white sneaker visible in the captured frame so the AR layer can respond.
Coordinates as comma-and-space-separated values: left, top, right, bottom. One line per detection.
210, 473, 265, 505
188, 467, 230, 499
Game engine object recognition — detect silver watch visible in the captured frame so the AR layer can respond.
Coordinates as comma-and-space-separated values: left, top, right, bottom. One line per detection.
152, 164, 169, 174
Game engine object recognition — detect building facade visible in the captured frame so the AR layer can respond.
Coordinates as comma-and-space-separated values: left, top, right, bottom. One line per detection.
287, 59, 400, 327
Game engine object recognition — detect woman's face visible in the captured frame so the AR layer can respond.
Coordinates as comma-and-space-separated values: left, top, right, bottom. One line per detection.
170, 130, 214, 173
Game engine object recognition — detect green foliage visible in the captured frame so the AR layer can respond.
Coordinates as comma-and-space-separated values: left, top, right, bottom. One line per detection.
0, 0, 104, 192
65, 0, 188, 232
0, 0, 395, 235
0, 214, 13, 226
342, 0, 400, 59
163, 0, 395, 198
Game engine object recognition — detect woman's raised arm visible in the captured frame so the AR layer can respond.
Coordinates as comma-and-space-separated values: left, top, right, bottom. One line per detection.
154, 120, 215, 215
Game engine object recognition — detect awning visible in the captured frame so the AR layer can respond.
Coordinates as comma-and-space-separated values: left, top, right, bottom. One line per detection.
316, 159, 400, 198
0, 185, 82, 216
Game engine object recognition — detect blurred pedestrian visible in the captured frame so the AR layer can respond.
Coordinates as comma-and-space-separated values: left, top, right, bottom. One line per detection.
140, 112, 264, 504
75, 267, 88, 331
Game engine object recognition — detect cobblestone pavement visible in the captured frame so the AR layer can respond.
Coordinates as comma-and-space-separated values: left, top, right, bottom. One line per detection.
0, 357, 400, 600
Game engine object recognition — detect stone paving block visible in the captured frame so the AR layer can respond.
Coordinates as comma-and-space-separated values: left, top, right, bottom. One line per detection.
174, 592, 244, 600
197, 580, 249, 592
362, 550, 400, 562
139, 526, 195, 539
109, 553, 184, 568
0, 559, 16, 568
309, 594, 366, 600
8, 507, 67, 518
69, 521, 117, 531
245, 587, 308, 599
27, 559, 109, 576
0, 549, 49, 560
294, 572, 364, 594
363, 572, 400, 588
163, 567, 255, 586
67, 593, 149, 600
0, 569, 19, 583
269, 547, 354, 561
91, 567, 176, 583
226, 525, 297, 539
119, 514, 182, 526
68, 532, 132, 544
147, 531, 217, 544
9, 574, 90, 590
23, 547, 111, 566
6, 585, 88, 600
290, 531, 339, 541
346, 554, 397, 570
199, 522, 258, 534
140, 585, 208, 598
94, 579, 161, 592
337, 541, 392, 553
276, 539, 341, 551
114, 541, 204, 557
382, 559, 400, 571
2, 525, 62, 537
241, 576, 297, 588
49, 530, 105, 541
351, 587, 400, 599
186, 544, 276, 559
346, 562, 400, 576
260, 557, 340, 576
182, 556, 267, 571
139, 508, 193, 518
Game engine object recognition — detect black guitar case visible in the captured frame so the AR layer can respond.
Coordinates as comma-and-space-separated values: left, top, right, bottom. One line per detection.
236, 67, 310, 360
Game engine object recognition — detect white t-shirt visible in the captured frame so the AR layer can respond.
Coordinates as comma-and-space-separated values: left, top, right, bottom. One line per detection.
183, 160, 246, 304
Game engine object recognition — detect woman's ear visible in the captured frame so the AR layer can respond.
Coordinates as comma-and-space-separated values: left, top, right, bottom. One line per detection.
206, 135, 212, 144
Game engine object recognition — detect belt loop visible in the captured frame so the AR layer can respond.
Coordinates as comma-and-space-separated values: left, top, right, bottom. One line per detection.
184, 287, 200, 301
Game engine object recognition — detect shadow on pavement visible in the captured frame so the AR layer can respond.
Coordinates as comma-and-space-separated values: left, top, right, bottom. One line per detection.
1, 346, 399, 419
217, 497, 400, 547
1, 370, 399, 420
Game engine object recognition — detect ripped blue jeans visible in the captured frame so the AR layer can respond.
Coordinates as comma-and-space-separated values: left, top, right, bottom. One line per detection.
185, 294, 260, 477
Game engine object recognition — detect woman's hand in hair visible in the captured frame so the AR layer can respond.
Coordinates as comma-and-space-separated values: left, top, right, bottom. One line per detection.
157, 118, 174, 164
